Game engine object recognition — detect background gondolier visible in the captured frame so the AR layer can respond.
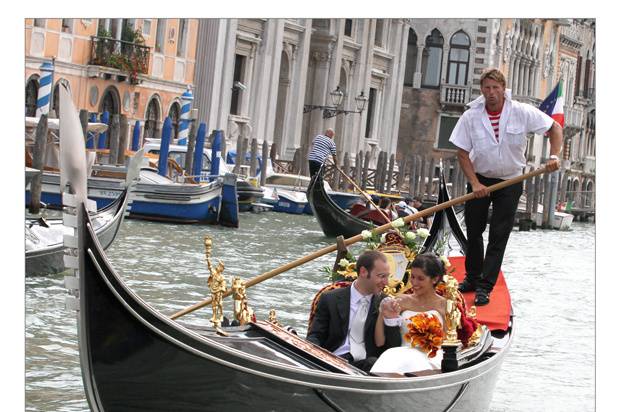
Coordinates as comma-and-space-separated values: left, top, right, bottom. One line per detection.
308, 128, 337, 177
449, 68, 563, 306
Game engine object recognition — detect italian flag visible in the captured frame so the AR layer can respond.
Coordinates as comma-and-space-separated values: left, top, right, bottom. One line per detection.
539, 81, 564, 127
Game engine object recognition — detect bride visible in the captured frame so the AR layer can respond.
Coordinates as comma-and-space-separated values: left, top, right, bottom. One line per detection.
371, 253, 447, 374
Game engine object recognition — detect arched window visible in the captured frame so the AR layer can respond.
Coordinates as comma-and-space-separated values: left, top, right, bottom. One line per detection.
100, 86, 120, 115
25, 77, 39, 117
421, 29, 444, 88
571, 179, 580, 204
403, 29, 418, 87
566, 178, 573, 202
447, 31, 470, 86
52, 80, 71, 118
585, 181, 593, 207
168, 102, 181, 140
144, 98, 160, 140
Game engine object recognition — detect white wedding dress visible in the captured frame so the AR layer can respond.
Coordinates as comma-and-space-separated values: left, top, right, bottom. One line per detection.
370, 310, 444, 374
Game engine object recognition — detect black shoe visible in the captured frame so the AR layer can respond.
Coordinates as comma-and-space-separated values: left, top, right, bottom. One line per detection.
475, 290, 490, 306
458, 279, 477, 293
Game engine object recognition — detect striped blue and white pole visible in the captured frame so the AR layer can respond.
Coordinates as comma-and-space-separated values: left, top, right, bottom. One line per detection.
177, 87, 193, 145
36, 61, 54, 118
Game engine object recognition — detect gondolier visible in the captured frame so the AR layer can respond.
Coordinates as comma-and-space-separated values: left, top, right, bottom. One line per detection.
449, 68, 563, 306
308, 128, 337, 177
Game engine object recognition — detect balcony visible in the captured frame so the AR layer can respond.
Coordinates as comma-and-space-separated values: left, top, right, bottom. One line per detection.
440, 84, 470, 108
559, 23, 584, 50
564, 106, 584, 136
584, 156, 595, 174
89, 36, 150, 83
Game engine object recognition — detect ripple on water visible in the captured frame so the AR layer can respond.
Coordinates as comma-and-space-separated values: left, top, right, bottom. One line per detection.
26, 215, 594, 412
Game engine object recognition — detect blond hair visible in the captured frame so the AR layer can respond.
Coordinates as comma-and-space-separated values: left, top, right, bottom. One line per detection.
480, 68, 506, 88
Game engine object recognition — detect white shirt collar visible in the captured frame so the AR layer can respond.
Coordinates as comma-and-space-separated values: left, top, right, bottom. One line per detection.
467, 88, 513, 110
351, 281, 371, 304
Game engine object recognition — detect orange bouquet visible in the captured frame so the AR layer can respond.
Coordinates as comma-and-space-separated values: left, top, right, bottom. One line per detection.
403, 313, 445, 358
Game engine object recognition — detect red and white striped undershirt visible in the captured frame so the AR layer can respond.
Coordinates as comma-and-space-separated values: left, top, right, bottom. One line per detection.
487, 109, 501, 142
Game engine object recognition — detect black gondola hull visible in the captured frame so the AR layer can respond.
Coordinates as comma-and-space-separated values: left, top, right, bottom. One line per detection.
75, 203, 510, 412
307, 173, 371, 238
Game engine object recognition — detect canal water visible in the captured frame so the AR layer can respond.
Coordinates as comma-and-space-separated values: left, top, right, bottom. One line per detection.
25, 213, 595, 411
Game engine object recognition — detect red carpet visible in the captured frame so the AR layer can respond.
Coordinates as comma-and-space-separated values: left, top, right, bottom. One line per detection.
448, 256, 511, 332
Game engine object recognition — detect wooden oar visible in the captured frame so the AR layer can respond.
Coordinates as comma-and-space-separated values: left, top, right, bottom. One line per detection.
170, 166, 549, 320
328, 161, 391, 222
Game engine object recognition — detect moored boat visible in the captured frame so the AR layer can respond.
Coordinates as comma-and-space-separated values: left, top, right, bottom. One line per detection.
307, 171, 373, 237
26, 186, 129, 276
25, 119, 239, 227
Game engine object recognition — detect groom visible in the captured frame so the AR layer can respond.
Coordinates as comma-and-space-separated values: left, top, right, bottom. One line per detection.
306, 250, 402, 372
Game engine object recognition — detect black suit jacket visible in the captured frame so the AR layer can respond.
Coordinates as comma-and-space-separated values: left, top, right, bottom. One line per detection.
306, 286, 401, 358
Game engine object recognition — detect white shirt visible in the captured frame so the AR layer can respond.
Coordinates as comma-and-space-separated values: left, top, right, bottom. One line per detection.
449, 89, 554, 180
333, 281, 372, 356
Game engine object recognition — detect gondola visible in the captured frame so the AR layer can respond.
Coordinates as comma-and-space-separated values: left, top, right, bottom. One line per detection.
25, 132, 143, 277
307, 170, 371, 238
307, 163, 466, 255
419, 165, 468, 255
59, 85, 512, 411
25, 186, 129, 276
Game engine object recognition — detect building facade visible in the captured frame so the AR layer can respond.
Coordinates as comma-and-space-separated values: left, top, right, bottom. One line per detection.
25, 18, 198, 143
24, 18, 595, 206
397, 18, 595, 207
555, 19, 596, 208
192, 18, 410, 172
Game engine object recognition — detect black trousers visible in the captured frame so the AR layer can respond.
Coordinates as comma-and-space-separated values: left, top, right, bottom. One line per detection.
309, 160, 323, 177
464, 174, 523, 293
340, 352, 378, 372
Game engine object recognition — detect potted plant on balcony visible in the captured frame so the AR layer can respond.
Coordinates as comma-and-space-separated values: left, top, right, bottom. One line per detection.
95, 25, 147, 85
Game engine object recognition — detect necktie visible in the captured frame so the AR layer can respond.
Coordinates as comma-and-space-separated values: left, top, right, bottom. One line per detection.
349, 296, 370, 361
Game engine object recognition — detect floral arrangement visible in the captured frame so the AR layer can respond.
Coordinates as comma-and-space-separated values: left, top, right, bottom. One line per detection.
403, 312, 445, 358
361, 224, 430, 253
322, 252, 357, 282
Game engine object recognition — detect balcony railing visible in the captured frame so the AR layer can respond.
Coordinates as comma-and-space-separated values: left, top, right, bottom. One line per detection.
440, 84, 470, 106
90, 36, 150, 79
565, 106, 584, 130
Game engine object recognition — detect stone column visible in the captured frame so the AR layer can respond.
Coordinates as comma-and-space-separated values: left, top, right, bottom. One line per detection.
413, 44, 424, 88
308, 50, 333, 140
518, 56, 526, 95
532, 61, 541, 97
251, 20, 283, 144
523, 60, 531, 96
384, 19, 408, 156
286, 19, 312, 160
241, 42, 257, 117
509, 55, 518, 90
527, 60, 535, 97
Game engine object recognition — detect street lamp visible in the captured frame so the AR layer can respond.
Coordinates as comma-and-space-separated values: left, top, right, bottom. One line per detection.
304, 87, 368, 119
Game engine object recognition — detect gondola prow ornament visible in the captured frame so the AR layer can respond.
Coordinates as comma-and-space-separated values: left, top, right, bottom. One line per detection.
441, 274, 463, 372
232, 277, 253, 325
205, 236, 227, 328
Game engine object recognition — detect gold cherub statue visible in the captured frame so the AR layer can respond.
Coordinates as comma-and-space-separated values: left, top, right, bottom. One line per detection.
267, 309, 281, 327
443, 274, 462, 345
205, 236, 227, 328
232, 276, 253, 325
